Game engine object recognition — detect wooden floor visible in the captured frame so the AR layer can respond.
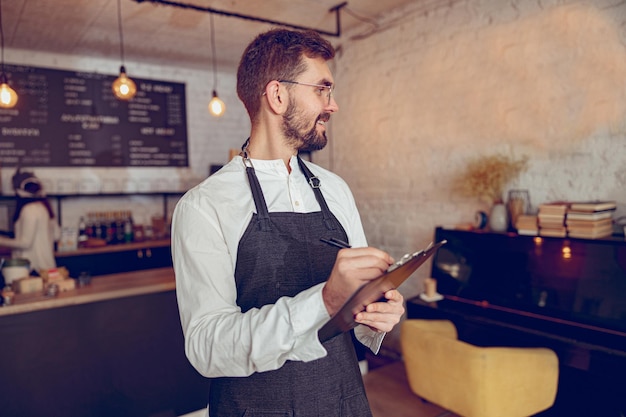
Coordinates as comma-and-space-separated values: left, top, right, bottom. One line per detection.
363, 361, 460, 417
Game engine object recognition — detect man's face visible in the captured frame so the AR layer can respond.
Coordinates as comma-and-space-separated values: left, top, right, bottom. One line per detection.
281, 57, 338, 152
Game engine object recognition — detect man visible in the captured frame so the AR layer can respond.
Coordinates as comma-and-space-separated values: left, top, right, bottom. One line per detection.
171, 28, 404, 416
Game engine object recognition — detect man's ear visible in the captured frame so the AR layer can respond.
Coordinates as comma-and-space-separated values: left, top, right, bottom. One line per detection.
263, 80, 287, 114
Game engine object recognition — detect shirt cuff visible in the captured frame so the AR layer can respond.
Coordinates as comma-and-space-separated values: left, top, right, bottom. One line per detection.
354, 325, 386, 354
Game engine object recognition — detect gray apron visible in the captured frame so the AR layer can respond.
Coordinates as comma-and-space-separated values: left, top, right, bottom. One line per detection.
208, 156, 372, 417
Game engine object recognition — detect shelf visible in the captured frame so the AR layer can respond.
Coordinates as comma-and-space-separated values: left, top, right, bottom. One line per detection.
0, 192, 183, 228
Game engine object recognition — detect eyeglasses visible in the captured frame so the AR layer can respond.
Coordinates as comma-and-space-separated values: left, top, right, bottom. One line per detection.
278, 80, 334, 105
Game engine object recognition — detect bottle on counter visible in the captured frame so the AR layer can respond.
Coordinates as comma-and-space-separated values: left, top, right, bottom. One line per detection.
95, 212, 105, 240
2, 285, 15, 306
115, 211, 125, 244
85, 213, 95, 238
106, 212, 116, 244
78, 216, 88, 248
123, 211, 134, 243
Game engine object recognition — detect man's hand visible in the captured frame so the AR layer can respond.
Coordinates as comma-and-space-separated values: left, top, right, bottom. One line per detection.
322, 247, 393, 316
354, 289, 404, 333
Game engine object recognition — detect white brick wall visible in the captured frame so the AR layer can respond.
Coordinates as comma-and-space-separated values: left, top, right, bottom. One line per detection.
316, 0, 626, 301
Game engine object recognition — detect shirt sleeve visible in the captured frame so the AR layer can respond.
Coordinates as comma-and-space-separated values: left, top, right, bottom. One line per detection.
0, 204, 39, 250
172, 198, 330, 378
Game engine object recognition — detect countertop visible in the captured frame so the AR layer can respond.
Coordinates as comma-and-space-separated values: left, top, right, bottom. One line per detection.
55, 238, 171, 257
0, 267, 175, 317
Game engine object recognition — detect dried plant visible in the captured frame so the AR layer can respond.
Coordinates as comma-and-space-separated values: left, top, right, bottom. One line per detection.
455, 154, 528, 204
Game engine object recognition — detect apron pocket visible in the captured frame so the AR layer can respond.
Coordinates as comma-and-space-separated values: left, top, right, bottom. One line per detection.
340, 392, 371, 417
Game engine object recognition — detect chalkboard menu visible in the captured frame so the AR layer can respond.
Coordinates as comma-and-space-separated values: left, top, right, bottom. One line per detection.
0, 64, 188, 167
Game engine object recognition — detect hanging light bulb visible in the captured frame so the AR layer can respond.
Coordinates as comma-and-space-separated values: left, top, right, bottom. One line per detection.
0, 0, 17, 108
207, 14, 225, 117
0, 73, 17, 108
112, 65, 137, 100
112, 0, 136, 101
208, 90, 225, 117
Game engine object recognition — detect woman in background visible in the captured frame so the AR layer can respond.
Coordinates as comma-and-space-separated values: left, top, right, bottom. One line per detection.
0, 168, 60, 273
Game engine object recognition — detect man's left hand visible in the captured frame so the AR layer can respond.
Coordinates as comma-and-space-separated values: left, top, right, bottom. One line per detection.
354, 289, 404, 333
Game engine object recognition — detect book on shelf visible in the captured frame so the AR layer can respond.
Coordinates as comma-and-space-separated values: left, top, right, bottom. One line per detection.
567, 225, 613, 239
538, 201, 570, 215
565, 217, 612, 229
538, 216, 565, 227
515, 214, 539, 236
539, 226, 568, 238
568, 200, 617, 213
515, 214, 538, 236
516, 214, 538, 227
566, 210, 614, 221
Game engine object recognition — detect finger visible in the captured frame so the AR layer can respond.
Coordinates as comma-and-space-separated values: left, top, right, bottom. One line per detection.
365, 290, 404, 312
354, 312, 400, 333
355, 300, 405, 332
334, 253, 393, 282
337, 247, 394, 266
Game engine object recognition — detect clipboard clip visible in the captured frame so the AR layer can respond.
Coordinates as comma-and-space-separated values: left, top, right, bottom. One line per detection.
386, 240, 444, 273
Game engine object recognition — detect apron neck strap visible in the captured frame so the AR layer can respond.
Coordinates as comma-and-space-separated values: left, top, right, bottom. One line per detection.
297, 156, 337, 231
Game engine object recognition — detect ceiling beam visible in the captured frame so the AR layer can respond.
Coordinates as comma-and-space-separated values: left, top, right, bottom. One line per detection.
132, 0, 348, 37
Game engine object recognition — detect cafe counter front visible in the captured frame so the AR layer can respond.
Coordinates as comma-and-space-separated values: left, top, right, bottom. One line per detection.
0, 267, 209, 417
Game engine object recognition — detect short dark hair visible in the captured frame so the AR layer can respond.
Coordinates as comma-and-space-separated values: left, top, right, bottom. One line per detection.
237, 29, 335, 122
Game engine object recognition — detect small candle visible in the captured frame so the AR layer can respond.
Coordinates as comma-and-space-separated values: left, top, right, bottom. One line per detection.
424, 277, 437, 298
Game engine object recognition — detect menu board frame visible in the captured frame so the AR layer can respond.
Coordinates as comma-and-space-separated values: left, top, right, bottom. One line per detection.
0, 64, 188, 168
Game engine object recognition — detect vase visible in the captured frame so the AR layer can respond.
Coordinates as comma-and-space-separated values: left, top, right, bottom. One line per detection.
489, 203, 508, 232
507, 189, 530, 230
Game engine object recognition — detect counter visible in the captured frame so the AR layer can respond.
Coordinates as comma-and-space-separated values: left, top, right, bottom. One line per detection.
1, 267, 208, 417
0, 267, 175, 316
54, 238, 171, 257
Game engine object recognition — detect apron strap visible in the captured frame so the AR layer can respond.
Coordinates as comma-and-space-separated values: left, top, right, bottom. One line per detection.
244, 160, 272, 232
297, 156, 337, 231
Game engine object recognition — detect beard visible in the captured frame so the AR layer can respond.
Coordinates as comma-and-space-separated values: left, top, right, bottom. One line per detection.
282, 101, 329, 152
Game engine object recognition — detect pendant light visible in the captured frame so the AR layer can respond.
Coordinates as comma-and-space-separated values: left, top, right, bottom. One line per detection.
112, 0, 136, 100
207, 13, 225, 117
0, 0, 18, 109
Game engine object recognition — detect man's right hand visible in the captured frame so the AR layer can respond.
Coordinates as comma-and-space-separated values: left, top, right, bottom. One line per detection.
322, 247, 393, 316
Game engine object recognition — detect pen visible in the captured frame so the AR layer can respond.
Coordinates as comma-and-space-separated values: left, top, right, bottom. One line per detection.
320, 237, 351, 249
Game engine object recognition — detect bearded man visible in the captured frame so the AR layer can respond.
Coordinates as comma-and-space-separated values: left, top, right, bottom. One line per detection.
171, 28, 404, 417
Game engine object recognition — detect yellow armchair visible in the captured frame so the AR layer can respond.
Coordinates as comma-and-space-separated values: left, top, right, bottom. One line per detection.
401, 319, 559, 417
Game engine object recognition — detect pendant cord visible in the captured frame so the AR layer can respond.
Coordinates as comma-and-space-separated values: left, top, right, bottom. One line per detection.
0, 0, 6, 76
117, 0, 126, 66
209, 13, 217, 91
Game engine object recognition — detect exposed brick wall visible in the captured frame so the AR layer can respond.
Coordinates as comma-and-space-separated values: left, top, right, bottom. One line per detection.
316, 0, 626, 302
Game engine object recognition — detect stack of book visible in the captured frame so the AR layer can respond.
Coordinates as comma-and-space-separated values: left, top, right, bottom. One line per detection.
515, 214, 539, 236
566, 201, 616, 239
537, 202, 569, 237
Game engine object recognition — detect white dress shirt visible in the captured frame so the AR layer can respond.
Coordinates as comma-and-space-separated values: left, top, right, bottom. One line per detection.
172, 155, 384, 378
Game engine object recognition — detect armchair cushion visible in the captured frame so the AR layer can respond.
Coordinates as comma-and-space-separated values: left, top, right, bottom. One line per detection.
401, 319, 559, 417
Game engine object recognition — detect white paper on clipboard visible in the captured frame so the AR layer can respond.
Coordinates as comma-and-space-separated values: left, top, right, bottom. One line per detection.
318, 239, 447, 342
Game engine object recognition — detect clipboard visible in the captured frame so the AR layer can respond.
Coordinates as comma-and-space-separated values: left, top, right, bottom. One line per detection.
318, 239, 447, 342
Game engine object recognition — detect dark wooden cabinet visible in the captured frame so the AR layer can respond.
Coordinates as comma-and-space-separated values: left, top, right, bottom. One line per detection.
407, 227, 626, 417
0, 288, 209, 417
